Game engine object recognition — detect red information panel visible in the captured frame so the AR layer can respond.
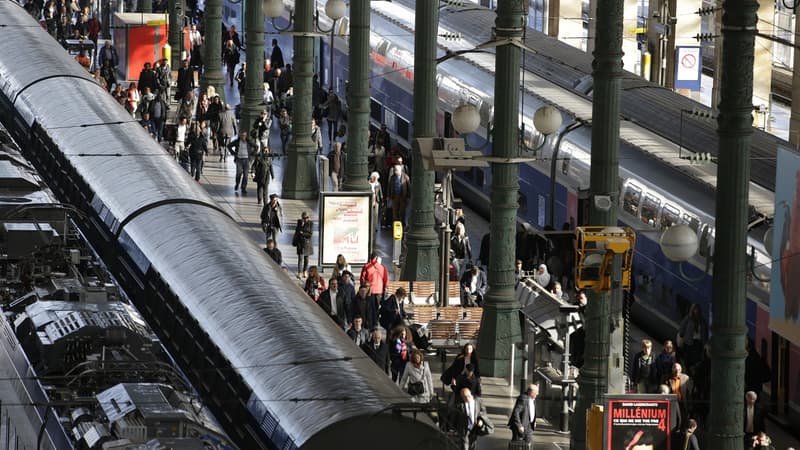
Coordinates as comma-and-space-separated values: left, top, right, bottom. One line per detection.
604, 395, 673, 450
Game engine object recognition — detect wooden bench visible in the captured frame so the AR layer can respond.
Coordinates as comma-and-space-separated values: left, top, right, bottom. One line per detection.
429, 320, 457, 344
462, 307, 483, 321
408, 305, 437, 325
456, 320, 481, 341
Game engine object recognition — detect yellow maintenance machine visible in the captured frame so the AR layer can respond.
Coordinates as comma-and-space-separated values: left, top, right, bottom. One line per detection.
574, 226, 636, 293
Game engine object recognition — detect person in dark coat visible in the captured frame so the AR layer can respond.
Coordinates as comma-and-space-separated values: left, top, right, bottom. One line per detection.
453, 387, 491, 450
630, 338, 658, 393
263, 239, 282, 265
744, 391, 767, 445
459, 265, 487, 307
176, 59, 194, 101
379, 287, 407, 332
453, 364, 482, 396
252, 147, 273, 205
361, 327, 390, 374
351, 284, 379, 332
346, 315, 370, 347
260, 194, 283, 244
293, 211, 313, 278
138, 62, 157, 95
270, 38, 285, 69
318, 277, 347, 328
672, 418, 699, 450
186, 122, 207, 181
508, 384, 538, 443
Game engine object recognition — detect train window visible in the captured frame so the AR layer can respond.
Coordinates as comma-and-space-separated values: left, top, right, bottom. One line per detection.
684, 213, 700, 231
622, 183, 642, 216
397, 117, 409, 142
640, 194, 661, 227
518, 190, 528, 214
384, 109, 396, 130
660, 203, 681, 231
370, 99, 382, 122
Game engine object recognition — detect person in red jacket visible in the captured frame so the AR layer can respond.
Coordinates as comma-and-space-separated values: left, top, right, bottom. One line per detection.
360, 252, 388, 300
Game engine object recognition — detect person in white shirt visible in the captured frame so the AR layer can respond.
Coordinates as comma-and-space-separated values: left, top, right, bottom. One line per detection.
173, 116, 188, 161
508, 384, 538, 443
456, 387, 490, 450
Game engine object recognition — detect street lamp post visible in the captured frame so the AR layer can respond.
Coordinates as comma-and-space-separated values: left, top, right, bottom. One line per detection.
201, 0, 225, 101
341, 0, 370, 191
453, 97, 562, 377
263, 0, 345, 199
402, 0, 440, 283
168, 0, 184, 69
241, 0, 266, 134
570, 0, 625, 444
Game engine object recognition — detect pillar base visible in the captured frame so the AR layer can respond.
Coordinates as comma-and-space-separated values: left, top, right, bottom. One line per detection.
401, 228, 439, 281
476, 294, 521, 377
282, 140, 318, 200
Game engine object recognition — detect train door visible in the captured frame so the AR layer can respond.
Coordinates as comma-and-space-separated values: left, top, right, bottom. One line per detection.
771, 333, 790, 415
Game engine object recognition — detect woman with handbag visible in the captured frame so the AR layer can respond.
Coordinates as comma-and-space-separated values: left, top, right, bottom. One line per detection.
399, 349, 433, 403
293, 211, 313, 279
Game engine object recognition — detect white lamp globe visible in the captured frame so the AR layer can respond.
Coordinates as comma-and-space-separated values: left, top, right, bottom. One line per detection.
325, 0, 346, 20
533, 105, 563, 136
452, 104, 481, 135
660, 224, 699, 262
263, 0, 285, 18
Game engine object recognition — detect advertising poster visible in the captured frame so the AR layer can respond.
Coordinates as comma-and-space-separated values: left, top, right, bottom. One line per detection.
770, 147, 800, 345
605, 395, 672, 450
320, 193, 372, 266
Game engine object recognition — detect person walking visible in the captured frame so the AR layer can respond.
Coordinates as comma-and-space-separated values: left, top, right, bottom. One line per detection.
228, 130, 257, 194
454, 387, 492, 450
292, 212, 313, 278
252, 147, 274, 205
399, 350, 433, 403
508, 384, 539, 443
360, 252, 389, 301
260, 194, 283, 245
217, 103, 237, 161
328, 142, 344, 191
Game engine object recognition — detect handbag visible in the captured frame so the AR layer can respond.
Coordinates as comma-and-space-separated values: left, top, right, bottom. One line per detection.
291, 230, 300, 247
407, 381, 424, 396
475, 413, 494, 436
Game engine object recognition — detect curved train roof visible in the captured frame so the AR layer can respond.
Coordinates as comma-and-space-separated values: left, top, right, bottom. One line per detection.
0, 3, 440, 447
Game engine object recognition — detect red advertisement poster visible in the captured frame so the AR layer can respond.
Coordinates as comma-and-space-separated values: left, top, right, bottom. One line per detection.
604, 395, 673, 450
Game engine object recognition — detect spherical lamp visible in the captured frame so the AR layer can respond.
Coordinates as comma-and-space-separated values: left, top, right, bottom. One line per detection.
660, 224, 699, 262
533, 105, 563, 136
452, 104, 481, 135
325, 0, 346, 20
263, 0, 285, 18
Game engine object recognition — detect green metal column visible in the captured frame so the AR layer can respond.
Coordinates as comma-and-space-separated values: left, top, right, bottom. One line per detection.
168, 0, 184, 69
401, 0, 439, 282
707, 0, 755, 448
282, 0, 319, 199
475, 0, 524, 377
570, 0, 623, 445
201, 0, 225, 102
242, 0, 265, 132
341, 0, 370, 191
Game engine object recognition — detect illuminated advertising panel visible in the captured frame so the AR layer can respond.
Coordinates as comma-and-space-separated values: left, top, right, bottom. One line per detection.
320, 192, 373, 267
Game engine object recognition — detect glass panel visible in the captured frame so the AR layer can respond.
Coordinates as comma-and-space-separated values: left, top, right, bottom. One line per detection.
640, 194, 661, 227
660, 203, 681, 231
622, 184, 642, 216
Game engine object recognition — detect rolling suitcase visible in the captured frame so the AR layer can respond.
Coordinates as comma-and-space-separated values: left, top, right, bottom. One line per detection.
508, 439, 531, 450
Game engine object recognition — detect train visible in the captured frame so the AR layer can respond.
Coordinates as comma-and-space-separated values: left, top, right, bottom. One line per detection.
251, 0, 800, 428
0, 127, 236, 449
0, 2, 446, 449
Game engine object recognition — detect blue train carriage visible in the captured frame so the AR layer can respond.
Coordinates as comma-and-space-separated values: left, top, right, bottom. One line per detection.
347, 0, 800, 427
